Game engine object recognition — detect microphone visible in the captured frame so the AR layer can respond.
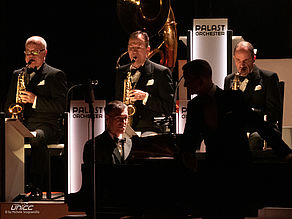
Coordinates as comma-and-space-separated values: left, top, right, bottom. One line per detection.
65, 80, 98, 112
172, 75, 184, 111
86, 79, 96, 104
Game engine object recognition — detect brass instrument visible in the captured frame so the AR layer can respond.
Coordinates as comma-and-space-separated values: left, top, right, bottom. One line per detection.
8, 60, 32, 119
117, 0, 170, 38
123, 59, 136, 117
148, 6, 177, 71
117, 0, 177, 71
117, 0, 177, 126
232, 72, 240, 90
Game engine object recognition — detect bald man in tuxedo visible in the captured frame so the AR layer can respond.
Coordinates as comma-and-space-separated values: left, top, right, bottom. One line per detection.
4, 36, 67, 199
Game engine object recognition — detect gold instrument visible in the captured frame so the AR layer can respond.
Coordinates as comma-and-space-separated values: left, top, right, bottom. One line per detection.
117, 0, 170, 38
148, 6, 177, 71
232, 72, 240, 90
116, 0, 177, 71
8, 60, 32, 119
117, 0, 177, 125
123, 59, 136, 117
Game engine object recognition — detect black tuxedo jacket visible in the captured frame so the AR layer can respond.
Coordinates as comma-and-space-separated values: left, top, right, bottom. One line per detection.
83, 130, 122, 166
73, 131, 122, 216
182, 87, 291, 167
4, 63, 67, 129
115, 59, 174, 132
81, 130, 122, 203
224, 65, 282, 124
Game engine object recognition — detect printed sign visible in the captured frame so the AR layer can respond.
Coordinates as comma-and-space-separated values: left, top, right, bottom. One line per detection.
192, 18, 228, 88
68, 100, 105, 194
176, 100, 188, 134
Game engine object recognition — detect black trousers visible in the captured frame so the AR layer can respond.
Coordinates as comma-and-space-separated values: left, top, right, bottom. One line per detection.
26, 122, 61, 191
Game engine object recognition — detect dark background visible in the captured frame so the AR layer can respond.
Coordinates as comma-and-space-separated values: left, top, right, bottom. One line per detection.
1, 0, 292, 111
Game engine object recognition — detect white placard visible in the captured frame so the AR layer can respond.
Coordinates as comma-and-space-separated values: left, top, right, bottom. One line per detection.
68, 100, 105, 194
176, 100, 188, 134
192, 18, 228, 89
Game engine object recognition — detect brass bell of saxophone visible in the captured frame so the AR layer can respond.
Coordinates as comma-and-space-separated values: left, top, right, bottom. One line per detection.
232, 72, 240, 90
8, 60, 32, 119
123, 58, 136, 117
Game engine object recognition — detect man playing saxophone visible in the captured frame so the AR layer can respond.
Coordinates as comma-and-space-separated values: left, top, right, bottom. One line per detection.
4, 36, 67, 200
224, 41, 282, 151
115, 31, 174, 135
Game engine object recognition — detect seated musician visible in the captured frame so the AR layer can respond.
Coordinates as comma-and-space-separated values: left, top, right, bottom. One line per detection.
70, 100, 183, 218
83, 100, 130, 166
115, 30, 174, 136
68, 100, 130, 217
181, 59, 292, 219
4, 36, 67, 200
224, 41, 282, 151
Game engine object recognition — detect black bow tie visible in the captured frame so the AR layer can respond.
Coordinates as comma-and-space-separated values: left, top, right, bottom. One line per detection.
238, 74, 252, 82
26, 67, 38, 75
114, 137, 126, 144
238, 72, 253, 81
238, 76, 246, 82
131, 66, 143, 75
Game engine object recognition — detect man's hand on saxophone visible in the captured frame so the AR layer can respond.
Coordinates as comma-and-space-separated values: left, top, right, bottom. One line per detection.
19, 91, 36, 104
129, 89, 148, 102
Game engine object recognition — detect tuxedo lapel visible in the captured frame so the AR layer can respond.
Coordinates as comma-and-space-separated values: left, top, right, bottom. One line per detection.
102, 131, 123, 164
243, 65, 261, 103
26, 64, 46, 92
136, 59, 153, 90
112, 147, 122, 164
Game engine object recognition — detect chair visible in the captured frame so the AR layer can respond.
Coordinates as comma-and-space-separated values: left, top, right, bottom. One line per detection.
24, 143, 64, 199
263, 81, 285, 150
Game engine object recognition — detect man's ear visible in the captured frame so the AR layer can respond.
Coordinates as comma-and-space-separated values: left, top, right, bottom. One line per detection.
146, 46, 151, 56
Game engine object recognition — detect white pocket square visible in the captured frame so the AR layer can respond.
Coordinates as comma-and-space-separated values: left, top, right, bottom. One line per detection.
146, 79, 154, 86
37, 80, 45, 86
254, 85, 262, 91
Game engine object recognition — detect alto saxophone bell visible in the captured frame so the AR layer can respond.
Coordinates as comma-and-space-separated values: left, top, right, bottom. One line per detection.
232, 72, 240, 90
8, 61, 31, 120
127, 104, 136, 117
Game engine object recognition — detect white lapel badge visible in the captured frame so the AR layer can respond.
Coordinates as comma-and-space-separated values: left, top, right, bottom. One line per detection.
254, 85, 262, 91
146, 79, 154, 86
37, 80, 45, 86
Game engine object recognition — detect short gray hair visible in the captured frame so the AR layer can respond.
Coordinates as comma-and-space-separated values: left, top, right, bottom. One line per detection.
25, 36, 47, 50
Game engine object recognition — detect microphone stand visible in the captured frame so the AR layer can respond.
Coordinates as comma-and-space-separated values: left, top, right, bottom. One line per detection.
84, 79, 96, 219
171, 75, 184, 133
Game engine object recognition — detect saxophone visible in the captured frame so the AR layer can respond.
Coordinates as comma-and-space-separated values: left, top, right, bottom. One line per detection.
123, 58, 137, 117
8, 60, 32, 119
232, 72, 240, 90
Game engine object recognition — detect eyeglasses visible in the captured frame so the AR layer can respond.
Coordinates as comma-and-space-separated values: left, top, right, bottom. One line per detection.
24, 49, 45, 56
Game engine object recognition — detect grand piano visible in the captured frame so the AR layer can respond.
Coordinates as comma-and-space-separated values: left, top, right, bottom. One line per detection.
66, 133, 292, 218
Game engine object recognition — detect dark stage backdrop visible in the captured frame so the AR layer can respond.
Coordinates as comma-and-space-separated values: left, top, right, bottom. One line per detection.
1, 0, 292, 111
